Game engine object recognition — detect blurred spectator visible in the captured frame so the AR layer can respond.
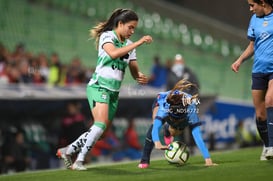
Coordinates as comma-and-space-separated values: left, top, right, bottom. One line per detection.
37, 53, 49, 82
65, 57, 85, 85
111, 119, 142, 161
0, 43, 8, 75
32, 69, 46, 84
7, 63, 21, 83
29, 55, 46, 84
59, 64, 68, 86
58, 101, 88, 148
0, 44, 9, 84
165, 58, 173, 72
1, 127, 31, 173
23, 123, 51, 170
0, 42, 8, 62
48, 52, 62, 86
122, 119, 142, 160
0, 42, 95, 86
166, 53, 200, 95
147, 55, 168, 88
19, 59, 32, 83
10, 43, 27, 64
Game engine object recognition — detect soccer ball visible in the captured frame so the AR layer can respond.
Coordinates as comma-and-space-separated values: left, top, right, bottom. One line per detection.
165, 141, 190, 165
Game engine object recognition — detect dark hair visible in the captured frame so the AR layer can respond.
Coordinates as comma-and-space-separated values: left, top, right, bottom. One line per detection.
253, 0, 273, 7
90, 8, 138, 49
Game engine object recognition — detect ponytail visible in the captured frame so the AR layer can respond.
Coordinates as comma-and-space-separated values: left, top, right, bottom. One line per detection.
166, 79, 199, 106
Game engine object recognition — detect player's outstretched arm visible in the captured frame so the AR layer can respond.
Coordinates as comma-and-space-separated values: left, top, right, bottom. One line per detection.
191, 126, 218, 166
103, 35, 153, 60
152, 118, 168, 150
231, 41, 254, 73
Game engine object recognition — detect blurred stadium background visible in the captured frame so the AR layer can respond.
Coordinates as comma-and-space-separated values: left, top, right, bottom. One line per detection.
0, 0, 260, 174
0, 0, 253, 99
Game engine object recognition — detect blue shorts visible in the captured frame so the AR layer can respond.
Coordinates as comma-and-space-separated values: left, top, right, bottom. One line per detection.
252, 73, 273, 90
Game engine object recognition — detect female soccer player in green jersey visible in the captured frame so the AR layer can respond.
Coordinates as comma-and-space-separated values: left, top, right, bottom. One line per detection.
57, 8, 153, 170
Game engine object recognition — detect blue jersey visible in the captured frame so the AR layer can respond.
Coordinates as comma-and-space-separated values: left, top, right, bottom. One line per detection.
153, 91, 200, 128
247, 12, 273, 73
151, 91, 210, 159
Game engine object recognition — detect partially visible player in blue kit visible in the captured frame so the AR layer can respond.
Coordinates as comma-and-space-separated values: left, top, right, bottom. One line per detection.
231, 0, 273, 160
138, 80, 217, 168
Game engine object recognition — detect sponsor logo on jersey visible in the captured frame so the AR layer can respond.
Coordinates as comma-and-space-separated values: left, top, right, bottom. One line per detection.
101, 93, 107, 100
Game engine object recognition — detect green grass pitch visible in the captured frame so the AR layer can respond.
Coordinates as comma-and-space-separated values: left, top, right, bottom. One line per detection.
1, 147, 272, 181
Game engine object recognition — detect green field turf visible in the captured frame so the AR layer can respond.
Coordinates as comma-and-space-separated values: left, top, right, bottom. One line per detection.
1, 147, 272, 181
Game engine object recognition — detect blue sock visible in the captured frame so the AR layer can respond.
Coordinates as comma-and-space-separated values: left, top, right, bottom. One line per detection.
140, 124, 154, 164
267, 107, 273, 147
256, 118, 269, 147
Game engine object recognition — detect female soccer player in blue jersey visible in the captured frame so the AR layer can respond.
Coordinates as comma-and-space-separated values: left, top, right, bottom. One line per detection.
231, 0, 273, 160
138, 80, 217, 168
56, 8, 153, 170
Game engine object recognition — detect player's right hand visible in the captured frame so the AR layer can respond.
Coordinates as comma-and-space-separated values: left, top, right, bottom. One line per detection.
154, 141, 169, 150
231, 60, 241, 73
136, 72, 148, 85
140, 35, 153, 45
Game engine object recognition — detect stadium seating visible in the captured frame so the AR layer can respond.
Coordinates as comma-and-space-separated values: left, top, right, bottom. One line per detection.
0, 0, 252, 100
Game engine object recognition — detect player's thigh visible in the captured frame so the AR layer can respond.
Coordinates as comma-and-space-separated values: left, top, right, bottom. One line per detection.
265, 78, 273, 107
108, 91, 119, 121
251, 73, 267, 109
92, 103, 109, 122
86, 85, 110, 122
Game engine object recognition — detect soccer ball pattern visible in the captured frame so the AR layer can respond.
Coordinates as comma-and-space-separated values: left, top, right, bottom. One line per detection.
165, 141, 190, 165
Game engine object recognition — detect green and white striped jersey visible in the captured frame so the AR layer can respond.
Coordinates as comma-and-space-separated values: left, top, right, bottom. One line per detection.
88, 30, 137, 92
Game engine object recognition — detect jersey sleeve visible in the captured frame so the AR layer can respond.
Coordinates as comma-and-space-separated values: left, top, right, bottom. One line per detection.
152, 117, 163, 142
151, 93, 168, 142
99, 32, 114, 49
191, 126, 210, 159
247, 15, 256, 41
187, 104, 200, 124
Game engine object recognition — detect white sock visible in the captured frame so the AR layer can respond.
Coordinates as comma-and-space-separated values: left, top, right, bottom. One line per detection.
76, 123, 105, 162
66, 131, 89, 155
